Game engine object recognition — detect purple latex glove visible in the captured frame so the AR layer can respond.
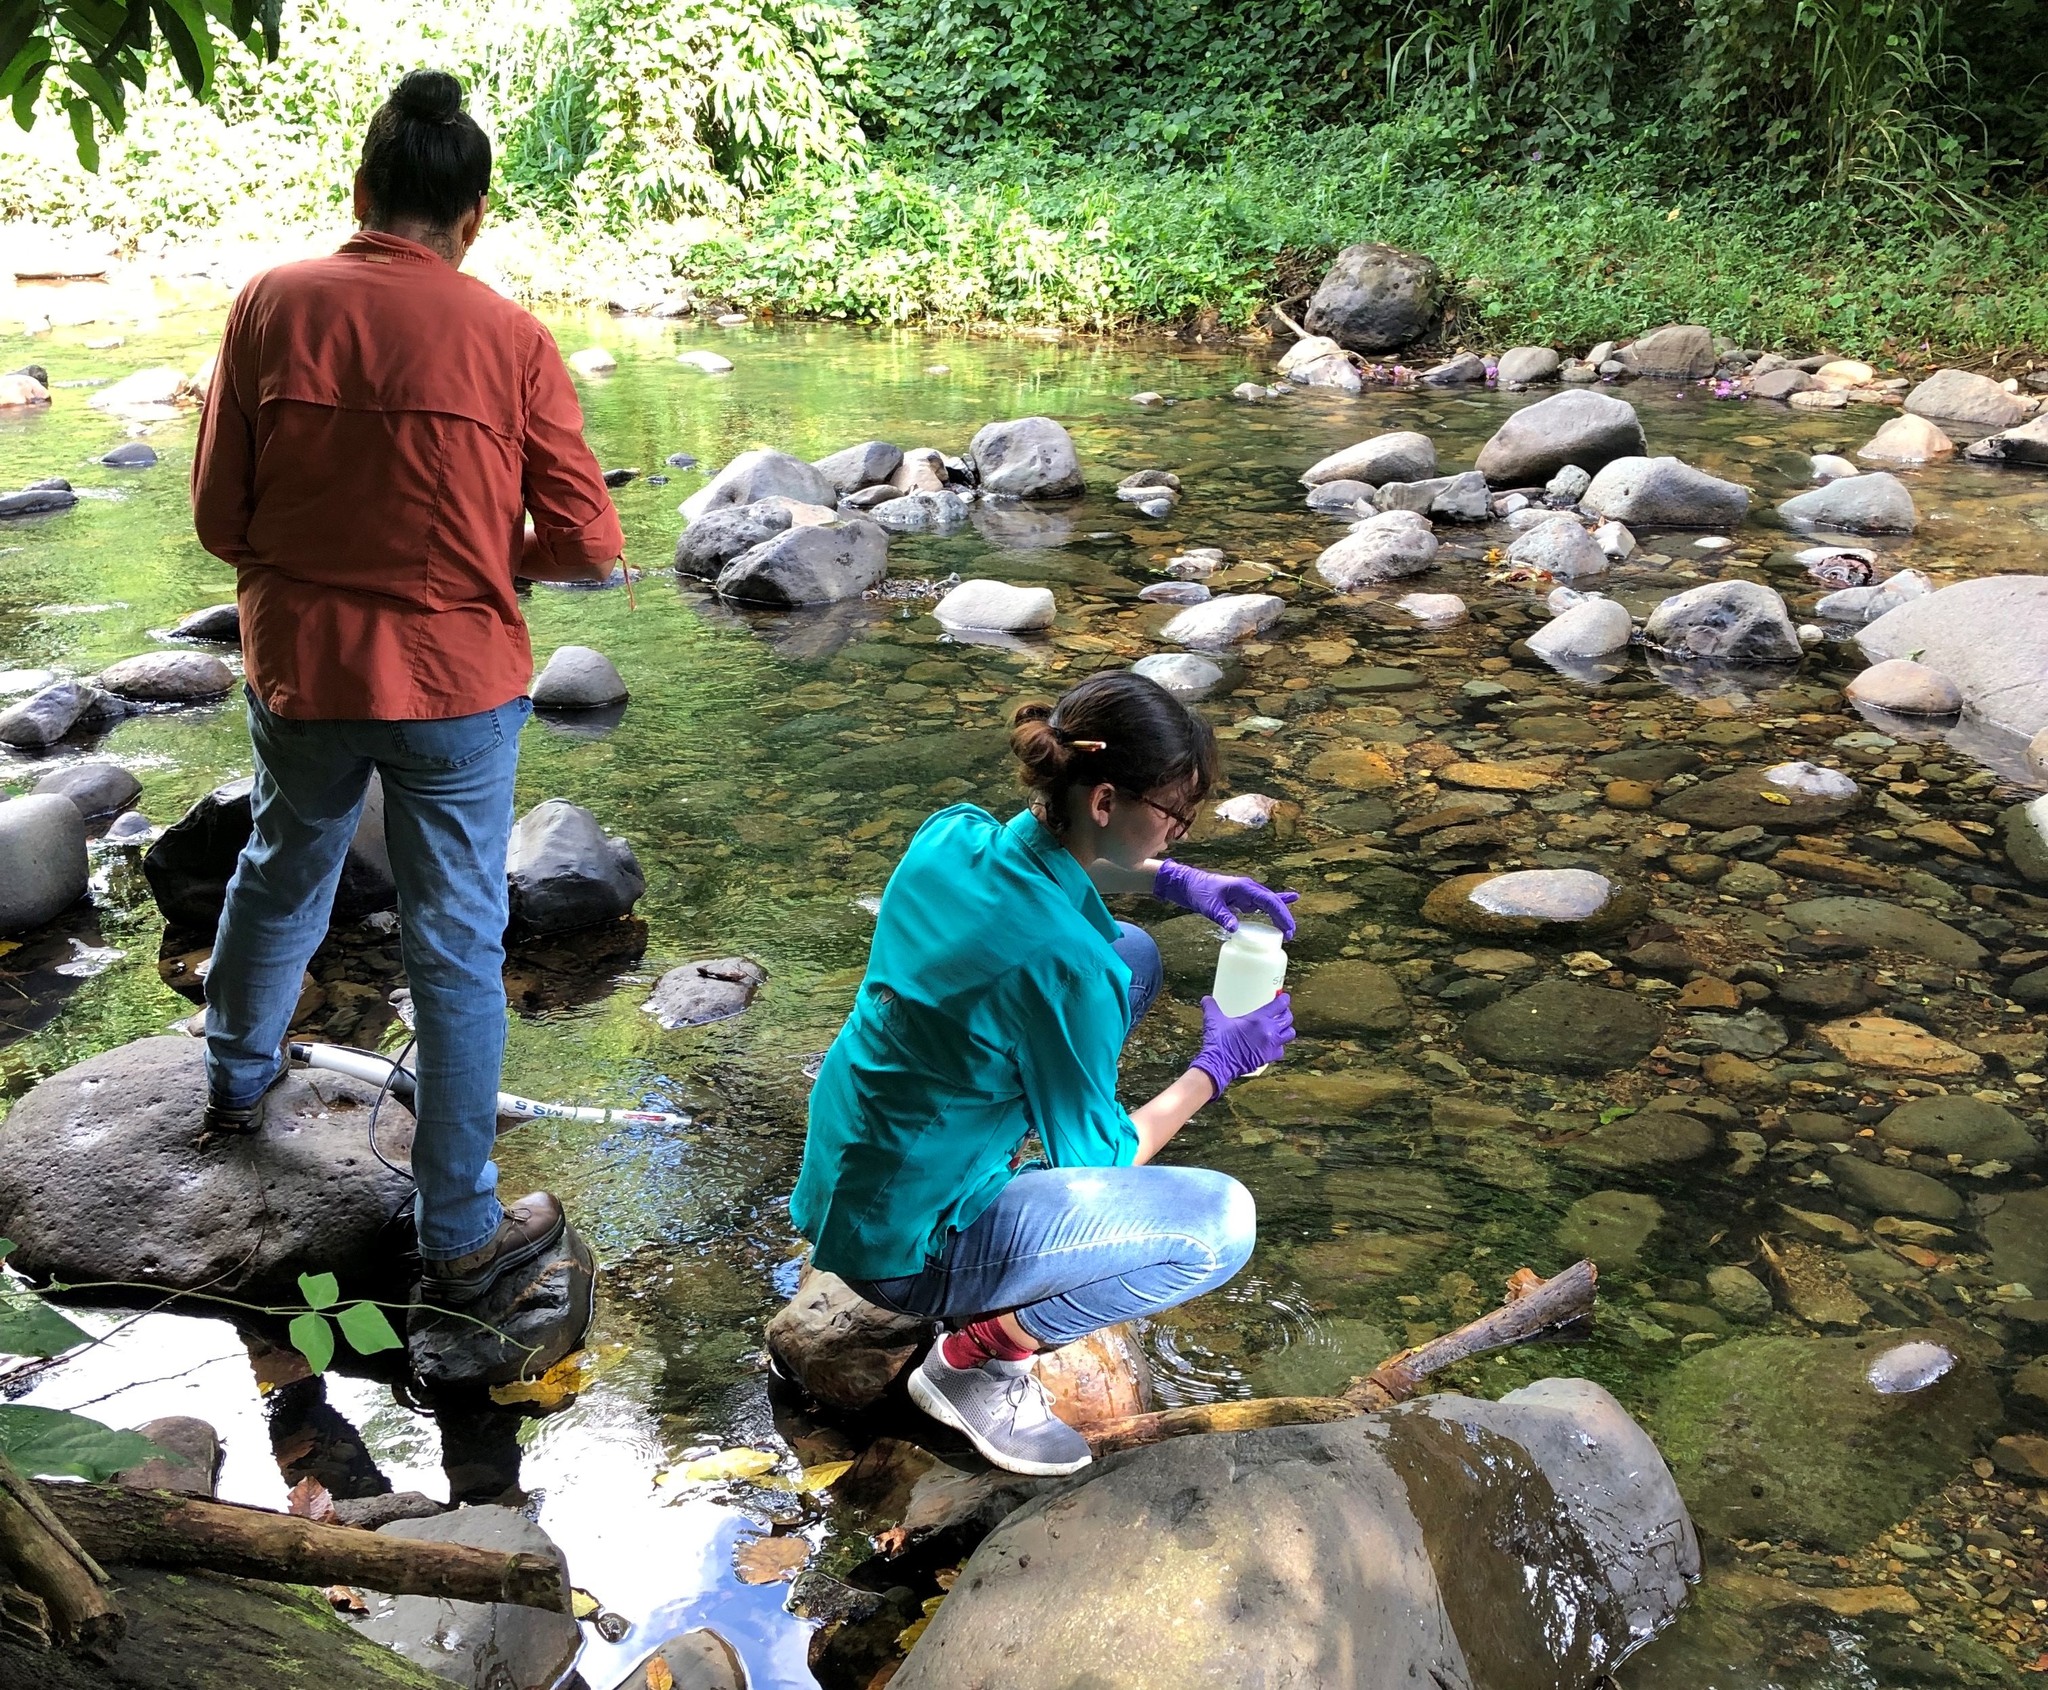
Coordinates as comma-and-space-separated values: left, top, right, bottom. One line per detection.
1154, 859, 1299, 939
1189, 993, 1296, 1096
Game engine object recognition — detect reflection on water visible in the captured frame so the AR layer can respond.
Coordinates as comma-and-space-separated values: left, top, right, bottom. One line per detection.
4, 309, 2047, 1685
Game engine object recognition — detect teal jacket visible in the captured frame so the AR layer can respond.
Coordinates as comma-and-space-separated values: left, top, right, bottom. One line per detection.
790, 805, 1137, 1280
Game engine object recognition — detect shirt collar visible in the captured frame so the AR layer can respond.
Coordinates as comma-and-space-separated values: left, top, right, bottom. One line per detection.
1004, 808, 1119, 942
339, 229, 447, 267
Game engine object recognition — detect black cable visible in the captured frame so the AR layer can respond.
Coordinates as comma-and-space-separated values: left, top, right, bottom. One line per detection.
368, 1034, 419, 1191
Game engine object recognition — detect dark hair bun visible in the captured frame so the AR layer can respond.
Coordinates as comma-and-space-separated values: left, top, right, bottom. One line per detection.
393, 69, 464, 124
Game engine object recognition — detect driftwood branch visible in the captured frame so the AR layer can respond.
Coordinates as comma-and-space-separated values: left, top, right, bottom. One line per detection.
1344, 1260, 1598, 1411
1269, 301, 1310, 339
0, 1456, 123, 1649
35, 1484, 571, 1614
1079, 1262, 1599, 1457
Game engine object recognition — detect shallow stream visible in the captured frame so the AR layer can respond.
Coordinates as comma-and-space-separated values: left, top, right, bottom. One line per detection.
4, 299, 2046, 1687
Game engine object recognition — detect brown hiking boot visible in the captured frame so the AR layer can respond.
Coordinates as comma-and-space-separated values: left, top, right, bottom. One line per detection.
420, 1192, 567, 1306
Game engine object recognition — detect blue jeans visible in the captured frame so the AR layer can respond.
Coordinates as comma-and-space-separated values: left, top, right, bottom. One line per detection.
205, 689, 531, 1260
850, 921, 1258, 1347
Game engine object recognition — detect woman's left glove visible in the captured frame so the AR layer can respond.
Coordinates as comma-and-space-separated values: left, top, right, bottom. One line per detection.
1154, 860, 1299, 938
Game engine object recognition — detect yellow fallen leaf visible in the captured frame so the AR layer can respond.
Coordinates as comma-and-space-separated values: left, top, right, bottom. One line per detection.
0, 939, 20, 958
674, 1447, 779, 1483
733, 1534, 811, 1584
793, 1459, 852, 1492
645, 1659, 675, 1690
571, 1587, 600, 1619
1760, 789, 1792, 806
897, 1593, 946, 1652
490, 1349, 595, 1408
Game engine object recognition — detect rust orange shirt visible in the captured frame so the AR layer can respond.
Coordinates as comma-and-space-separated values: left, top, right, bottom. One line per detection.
191, 230, 623, 720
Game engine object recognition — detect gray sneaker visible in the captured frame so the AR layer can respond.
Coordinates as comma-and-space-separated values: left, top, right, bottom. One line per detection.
906, 1346, 1093, 1477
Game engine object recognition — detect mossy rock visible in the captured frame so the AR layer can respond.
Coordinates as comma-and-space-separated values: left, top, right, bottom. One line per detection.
0, 1566, 445, 1688
1650, 1332, 2002, 1551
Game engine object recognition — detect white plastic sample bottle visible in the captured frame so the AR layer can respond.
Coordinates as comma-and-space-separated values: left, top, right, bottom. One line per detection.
1210, 919, 1288, 1017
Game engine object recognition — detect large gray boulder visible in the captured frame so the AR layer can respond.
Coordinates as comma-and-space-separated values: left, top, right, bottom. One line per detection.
505, 799, 645, 936
872, 489, 970, 533
1496, 345, 1560, 385
673, 500, 793, 579
1619, 324, 1717, 378
530, 645, 627, 709
407, 1223, 596, 1391
1582, 456, 1750, 526
895, 1378, 1697, 1690
1506, 515, 1608, 580
714, 517, 889, 606
934, 579, 1056, 632
355, 1508, 580, 1690
1777, 472, 1918, 534
170, 602, 240, 644
1962, 413, 2048, 467
1160, 594, 1283, 646
1302, 243, 1443, 353
95, 651, 234, 702
1857, 575, 2048, 737
0, 793, 89, 932
0, 1037, 417, 1297
1642, 580, 1800, 663
813, 439, 903, 494
680, 448, 837, 523
1314, 514, 1438, 589
1300, 430, 1436, 489
1476, 390, 1646, 486
968, 417, 1083, 497
1904, 367, 2030, 431
142, 775, 393, 933
766, 1267, 928, 1411
32, 761, 142, 820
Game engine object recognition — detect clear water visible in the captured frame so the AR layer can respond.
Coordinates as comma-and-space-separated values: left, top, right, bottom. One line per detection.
4, 296, 2046, 1688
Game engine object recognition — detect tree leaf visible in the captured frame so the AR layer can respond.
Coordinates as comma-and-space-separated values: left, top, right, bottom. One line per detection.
0, 39, 50, 101
62, 61, 126, 131
334, 1300, 402, 1357
0, 1290, 92, 1358
671, 1447, 778, 1483
297, 1271, 340, 1310
488, 1348, 592, 1409
65, 97, 98, 171
288, 1310, 335, 1374
731, 1534, 810, 1584
152, 0, 214, 98
0, 1405, 162, 1481
11, 57, 44, 129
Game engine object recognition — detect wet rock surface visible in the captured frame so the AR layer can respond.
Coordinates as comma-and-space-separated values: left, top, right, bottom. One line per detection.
0, 791, 89, 930
895, 1379, 1697, 1690
0, 1036, 416, 1296
406, 1224, 597, 1391
505, 798, 646, 936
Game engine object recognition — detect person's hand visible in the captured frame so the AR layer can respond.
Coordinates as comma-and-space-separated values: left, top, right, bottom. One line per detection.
1189, 993, 1296, 1096
1153, 860, 1299, 938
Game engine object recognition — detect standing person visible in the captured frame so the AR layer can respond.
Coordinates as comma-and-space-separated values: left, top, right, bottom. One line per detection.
790, 671, 1298, 1475
190, 70, 623, 1306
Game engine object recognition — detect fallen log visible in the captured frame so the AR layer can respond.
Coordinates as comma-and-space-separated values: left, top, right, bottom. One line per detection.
1345, 1258, 1598, 1411
0, 1456, 122, 1649
34, 1484, 570, 1614
1078, 1262, 1599, 1457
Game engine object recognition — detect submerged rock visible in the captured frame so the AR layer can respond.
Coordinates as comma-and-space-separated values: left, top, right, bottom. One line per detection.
2002, 795, 2048, 885
1781, 896, 1983, 967
1857, 574, 2048, 738
1582, 456, 1750, 527
1652, 1332, 2001, 1550
505, 799, 645, 936
1305, 478, 1374, 516
31, 761, 141, 820
934, 579, 1056, 633
0, 793, 89, 932
642, 956, 767, 1029
1655, 766, 1857, 830
894, 1378, 1697, 1690
1301, 243, 1443, 353
1475, 389, 1646, 486
1642, 580, 1800, 663
1876, 1093, 2038, 1166
1462, 979, 1665, 1072
968, 417, 1083, 498
0, 1037, 416, 1297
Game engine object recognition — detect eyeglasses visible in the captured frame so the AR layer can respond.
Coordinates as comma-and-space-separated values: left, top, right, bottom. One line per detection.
1124, 790, 1196, 842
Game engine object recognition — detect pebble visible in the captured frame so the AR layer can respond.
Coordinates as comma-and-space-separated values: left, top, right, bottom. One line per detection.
934, 579, 1057, 633
1763, 761, 1859, 800
1865, 1340, 1956, 1395
1394, 592, 1466, 626
1214, 794, 1279, 828
1131, 653, 1225, 698
1138, 581, 1210, 605
676, 349, 735, 373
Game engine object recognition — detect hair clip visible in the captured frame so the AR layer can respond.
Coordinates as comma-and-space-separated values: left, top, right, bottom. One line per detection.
1067, 738, 1107, 752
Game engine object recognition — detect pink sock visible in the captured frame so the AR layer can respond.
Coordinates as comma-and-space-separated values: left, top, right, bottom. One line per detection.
941, 1315, 1036, 1369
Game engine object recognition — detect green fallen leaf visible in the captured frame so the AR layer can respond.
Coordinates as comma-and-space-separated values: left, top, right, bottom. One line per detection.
1598, 1105, 1636, 1126
289, 1310, 335, 1374
297, 1271, 341, 1310
0, 1290, 91, 1358
335, 1300, 402, 1357
0, 1405, 162, 1481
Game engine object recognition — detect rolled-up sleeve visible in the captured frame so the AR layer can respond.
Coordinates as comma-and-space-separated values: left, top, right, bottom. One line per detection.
521, 325, 623, 573
1013, 952, 1139, 1169
191, 294, 256, 564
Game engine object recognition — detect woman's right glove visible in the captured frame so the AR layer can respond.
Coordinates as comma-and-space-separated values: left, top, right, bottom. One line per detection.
1189, 993, 1296, 1096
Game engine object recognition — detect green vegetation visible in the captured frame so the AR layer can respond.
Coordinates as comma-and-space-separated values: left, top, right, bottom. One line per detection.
2, 0, 2045, 355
